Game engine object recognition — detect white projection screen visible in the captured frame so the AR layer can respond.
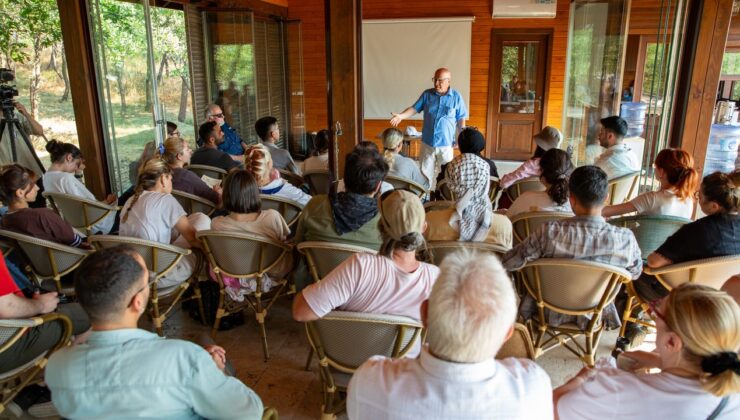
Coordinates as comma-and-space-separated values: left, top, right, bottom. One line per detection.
362, 17, 474, 120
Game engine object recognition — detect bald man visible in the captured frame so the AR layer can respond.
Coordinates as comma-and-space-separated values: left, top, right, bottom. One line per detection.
391, 68, 468, 189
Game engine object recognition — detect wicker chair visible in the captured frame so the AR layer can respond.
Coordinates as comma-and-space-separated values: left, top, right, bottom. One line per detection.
606, 171, 640, 205
423, 200, 455, 213
262, 407, 279, 420
303, 169, 331, 195
187, 164, 228, 180
305, 311, 423, 419
278, 170, 305, 189
88, 235, 205, 336
505, 176, 545, 202
620, 254, 740, 337
197, 230, 293, 361
496, 323, 536, 360
0, 313, 72, 414
385, 174, 427, 198
426, 241, 509, 266
0, 229, 92, 294
436, 179, 454, 201
517, 258, 631, 366
260, 195, 304, 228
489, 176, 504, 210
172, 190, 217, 217
43, 191, 118, 236
510, 211, 573, 246
608, 214, 690, 258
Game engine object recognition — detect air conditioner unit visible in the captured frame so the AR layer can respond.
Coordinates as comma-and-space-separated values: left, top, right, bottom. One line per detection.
493, 0, 557, 19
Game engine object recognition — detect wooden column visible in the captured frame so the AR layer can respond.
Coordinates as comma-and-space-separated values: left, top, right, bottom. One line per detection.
671, 0, 733, 174
57, 0, 110, 197
325, 0, 363, 179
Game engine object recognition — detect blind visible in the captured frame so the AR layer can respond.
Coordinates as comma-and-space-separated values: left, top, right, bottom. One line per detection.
362, 17, 474, 120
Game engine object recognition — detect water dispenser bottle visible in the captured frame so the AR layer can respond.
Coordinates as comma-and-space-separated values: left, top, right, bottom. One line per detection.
704, 124, 740, 176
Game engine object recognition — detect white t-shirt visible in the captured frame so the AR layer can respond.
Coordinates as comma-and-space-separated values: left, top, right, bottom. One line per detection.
347, 347, 553, 420
120, 191, 185, 245
507, 191, 573, 219
629, 189, 694, 219
42, 170, 115, 234
260, 179, 311, 207
557, 367, 740, 419
302, 252, 439, 329
594, 144, 640, 179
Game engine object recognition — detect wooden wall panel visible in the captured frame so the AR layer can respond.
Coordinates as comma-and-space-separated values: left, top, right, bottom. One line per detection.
289, 0, 571, 144
628, 0, 677, 35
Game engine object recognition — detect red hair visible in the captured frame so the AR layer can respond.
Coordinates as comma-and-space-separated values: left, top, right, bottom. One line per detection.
654, 148, 699, 200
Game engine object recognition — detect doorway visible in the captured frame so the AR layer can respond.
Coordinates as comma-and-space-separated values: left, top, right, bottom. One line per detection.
486, 30, 551, 161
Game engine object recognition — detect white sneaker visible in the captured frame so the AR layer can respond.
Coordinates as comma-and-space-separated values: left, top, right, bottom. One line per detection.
4, 401, 22, 418
27, 401, 58, 418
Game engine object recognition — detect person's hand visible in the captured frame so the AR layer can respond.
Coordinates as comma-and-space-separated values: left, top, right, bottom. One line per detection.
390, 112, 403, 127
619, 350, 661, 371
33, 291, 60, 314
212, 184, 223, 195
13, 102, 29, 115
105, 194, 117, 204
204, 344, 227, 371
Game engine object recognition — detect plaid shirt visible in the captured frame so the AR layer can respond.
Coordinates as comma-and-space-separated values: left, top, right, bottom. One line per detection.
502, 215, 642, 329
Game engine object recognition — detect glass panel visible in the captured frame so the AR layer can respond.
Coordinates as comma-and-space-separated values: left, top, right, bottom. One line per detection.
731, 81, 740, 101
641, 42, 666, 104
721, 51, 740, 75
286, 20, 307, 157
500, 42, 539, 114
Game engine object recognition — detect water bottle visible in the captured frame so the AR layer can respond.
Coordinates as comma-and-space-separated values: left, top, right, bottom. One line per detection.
704, 124, 740, 176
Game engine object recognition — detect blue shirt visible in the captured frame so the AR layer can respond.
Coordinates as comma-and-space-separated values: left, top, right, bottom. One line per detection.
217, 122, 245, 155
413, 88, 468, 148
46, 329, 263, 420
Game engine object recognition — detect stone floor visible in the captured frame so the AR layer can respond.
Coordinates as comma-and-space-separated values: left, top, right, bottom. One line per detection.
4, 298, 655, 420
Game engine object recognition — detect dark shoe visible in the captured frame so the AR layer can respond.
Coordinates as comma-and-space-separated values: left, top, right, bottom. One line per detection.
623, 323, 648, 350
12, 384, 50, 411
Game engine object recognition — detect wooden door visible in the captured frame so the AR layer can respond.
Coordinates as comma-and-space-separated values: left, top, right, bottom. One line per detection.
487, 31, 550, 161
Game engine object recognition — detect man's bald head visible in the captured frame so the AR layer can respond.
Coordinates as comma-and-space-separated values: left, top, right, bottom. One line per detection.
433, 68, 451, 95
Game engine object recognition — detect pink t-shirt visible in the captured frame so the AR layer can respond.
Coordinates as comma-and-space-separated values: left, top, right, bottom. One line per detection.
302, 253, 439, 322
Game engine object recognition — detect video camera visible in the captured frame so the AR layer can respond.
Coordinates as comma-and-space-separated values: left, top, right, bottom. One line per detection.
0, 68, 19, 109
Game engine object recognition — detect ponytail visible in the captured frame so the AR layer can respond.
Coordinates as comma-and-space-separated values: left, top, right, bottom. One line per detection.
381, 127, 403, 168
654, 148, 699, 200
45, 139, 81, 164
121, 158, 171, 223
539, 148, 573, 206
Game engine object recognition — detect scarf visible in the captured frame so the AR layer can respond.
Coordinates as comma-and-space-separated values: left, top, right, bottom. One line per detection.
445, 154, 493, 241
330, 191, 379, 235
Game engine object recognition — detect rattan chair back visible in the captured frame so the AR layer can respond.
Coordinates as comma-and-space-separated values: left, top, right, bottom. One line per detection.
187, 164, 228, 180
303, 169, 331, 195
297, 241, 377, 284
645, 254, 740, 291
260, 195, 304, 228
436, 179, 454, 201
510, 211, 573, 246
423, 200, 455, 213
506, 177, 545, 202
606, 171, 640, 205
43, 191, 118, 236
426, 241, 509, 266
609, 214, 690, 257
496, 323, 536, 360
385, 174, 427, 198
172, 190, 217, 216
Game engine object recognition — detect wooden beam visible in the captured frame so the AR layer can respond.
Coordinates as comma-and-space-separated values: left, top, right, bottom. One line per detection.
325, 0, 363, 179
672, 0, 733, 174
57, 0, 110, 198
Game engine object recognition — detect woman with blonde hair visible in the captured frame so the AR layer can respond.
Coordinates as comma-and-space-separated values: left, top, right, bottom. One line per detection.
244, 143, 310, 206
120, 158, 211, 288
603, 148, 699, 218
382, 127, 428, 189
158, 136, 221, 204
555, 284, 740, 419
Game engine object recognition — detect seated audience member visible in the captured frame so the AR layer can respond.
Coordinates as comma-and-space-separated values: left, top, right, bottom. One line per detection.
594, 116, 640, 179
722, 275, 740, 304
166, 120, 180, 138
603, 148, 698, 219
347, 252, 553, 420
0, 257, 90, 374
507, 148, 574, 218
211, 170, 293, 300
1, 164, 86, 248
206, 103, 247, 156
46, 246, 263, 419
502, 166, 642, 329
120, 159, 210, 289
633, 170, 739, 301
439, 127, 498, 185
192, 121, 243, 172
294, 143, 389, 250
293, 190, 437, 356
555, 284, 740, 419
42, 140, 116, 234
382, 127, 428, 189
500, 126, 561, 189
159, 136, 221, 205
128, 141, 157, 187
301, 129, 330, 172
426, 153, 512, 247
255, 116, 301, 175
244, 143, 311, 206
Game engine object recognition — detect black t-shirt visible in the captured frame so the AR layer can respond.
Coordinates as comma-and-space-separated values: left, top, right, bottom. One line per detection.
190, 147, 242, 172
655, 212, 740, 263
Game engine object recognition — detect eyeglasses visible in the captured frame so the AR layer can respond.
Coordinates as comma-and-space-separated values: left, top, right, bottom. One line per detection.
648, 297, 667, 324
432, 78, 451, 83
128, 271, 156, 308
212, 113, 224, 118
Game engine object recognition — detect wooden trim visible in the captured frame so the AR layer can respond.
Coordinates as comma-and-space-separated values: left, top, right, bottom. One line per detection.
57, 0, 110, 197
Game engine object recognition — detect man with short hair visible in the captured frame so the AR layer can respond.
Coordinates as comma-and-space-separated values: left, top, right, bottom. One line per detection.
255, 116, 301, 175
502, 165, 642, 328
205, 103, 247, 156
346, 252, 553, 419
294, 143, 388, 250
46, 246, 263, 419
192, 121, 243, 172
594, 116, 640, 179
390, 67, 468, 189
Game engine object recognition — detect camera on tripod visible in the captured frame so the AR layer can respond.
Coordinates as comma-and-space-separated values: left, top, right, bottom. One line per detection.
0, 68, 19, 108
